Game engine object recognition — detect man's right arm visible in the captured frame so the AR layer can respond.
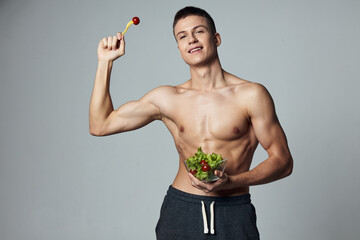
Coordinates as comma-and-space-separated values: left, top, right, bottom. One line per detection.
89, 32, 161, 136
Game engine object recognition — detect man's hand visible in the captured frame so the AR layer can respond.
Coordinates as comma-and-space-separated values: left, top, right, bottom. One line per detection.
97, 32, 125, 62
188, 170, 230, 193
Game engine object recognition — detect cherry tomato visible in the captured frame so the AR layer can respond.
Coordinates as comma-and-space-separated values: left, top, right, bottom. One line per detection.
201, 164, 211, 172
189, 169, 197, 175
200, 160, 207, 165
132, 17, 140, 25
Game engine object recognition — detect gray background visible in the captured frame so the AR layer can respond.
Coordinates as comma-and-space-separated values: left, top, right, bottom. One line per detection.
1, 0, 359, 239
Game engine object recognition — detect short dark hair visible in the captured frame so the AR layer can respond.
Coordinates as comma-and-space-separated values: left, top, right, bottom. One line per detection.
173, 6, 217, 35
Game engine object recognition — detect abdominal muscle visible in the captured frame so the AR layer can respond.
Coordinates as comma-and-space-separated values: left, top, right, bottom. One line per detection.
170, 134, 257, 197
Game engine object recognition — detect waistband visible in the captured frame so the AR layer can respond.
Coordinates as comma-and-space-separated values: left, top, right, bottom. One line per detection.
167, 185, 251, 206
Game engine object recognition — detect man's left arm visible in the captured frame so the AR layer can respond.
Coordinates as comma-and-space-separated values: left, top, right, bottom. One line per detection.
189, 84, 293, 192
228, 84, 293, 187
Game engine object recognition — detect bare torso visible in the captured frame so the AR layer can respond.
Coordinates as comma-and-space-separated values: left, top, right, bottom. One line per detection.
155, 72, 260, 196
91, 17, 292, 198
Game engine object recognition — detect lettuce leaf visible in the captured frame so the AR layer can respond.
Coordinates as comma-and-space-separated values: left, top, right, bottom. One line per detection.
185, 147, 224, 181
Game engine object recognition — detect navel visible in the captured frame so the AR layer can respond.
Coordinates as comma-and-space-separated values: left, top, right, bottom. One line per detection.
233, 127, 240, 134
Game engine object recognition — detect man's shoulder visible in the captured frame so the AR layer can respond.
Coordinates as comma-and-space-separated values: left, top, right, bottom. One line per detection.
149, 83, 195, 95
225, 73, 268, 97
145, 85, 173, 94
143, 85, 182, 104
239, 82, 268, 95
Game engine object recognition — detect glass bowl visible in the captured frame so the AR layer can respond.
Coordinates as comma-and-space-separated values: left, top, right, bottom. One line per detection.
184, 159, 228, 182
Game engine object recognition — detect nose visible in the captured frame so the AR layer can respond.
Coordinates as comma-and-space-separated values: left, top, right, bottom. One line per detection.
188, 33, 198, 44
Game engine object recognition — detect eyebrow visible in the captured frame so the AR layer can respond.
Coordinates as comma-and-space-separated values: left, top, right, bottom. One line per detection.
175, 25, 208, 38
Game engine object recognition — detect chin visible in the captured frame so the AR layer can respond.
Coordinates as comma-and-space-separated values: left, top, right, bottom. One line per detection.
185, 58, 215, 68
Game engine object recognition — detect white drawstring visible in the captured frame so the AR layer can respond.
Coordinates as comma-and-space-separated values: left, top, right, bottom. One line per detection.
201, 201, 209, 234
201, 201, 215, 234
210, 201, 215, 234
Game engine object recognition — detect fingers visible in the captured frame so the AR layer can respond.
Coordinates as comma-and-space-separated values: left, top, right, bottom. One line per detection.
188, 173, 214, 193
214, 170, 223, 178
107, 36, 113, 49
116, 32, 122, 40
112, 35, 118, 49
118, 32, 125, 53
188, 172, 229, 193
101, 37, 108, 48
100, 32, 124, 51
97, 32, 126, 62
188, 173, 209, 192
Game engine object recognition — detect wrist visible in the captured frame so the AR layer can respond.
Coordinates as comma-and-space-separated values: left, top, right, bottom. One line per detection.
225, 174, 236, 190
225, 174, 246, 190
97, 60, 113, 68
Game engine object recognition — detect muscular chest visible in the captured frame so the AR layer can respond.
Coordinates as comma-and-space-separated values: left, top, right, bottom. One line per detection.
163, 91, 250, 141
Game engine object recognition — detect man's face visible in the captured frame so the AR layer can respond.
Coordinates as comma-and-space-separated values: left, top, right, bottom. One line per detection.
174, 15, 221, 67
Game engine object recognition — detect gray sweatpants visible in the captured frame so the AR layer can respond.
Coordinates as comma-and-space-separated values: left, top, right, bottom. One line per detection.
155, 185, 260, 240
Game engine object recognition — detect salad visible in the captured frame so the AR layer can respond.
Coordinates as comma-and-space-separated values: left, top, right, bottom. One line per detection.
185, 147, 226, 182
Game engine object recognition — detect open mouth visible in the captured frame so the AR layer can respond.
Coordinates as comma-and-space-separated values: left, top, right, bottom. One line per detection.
188, 47, 203, 53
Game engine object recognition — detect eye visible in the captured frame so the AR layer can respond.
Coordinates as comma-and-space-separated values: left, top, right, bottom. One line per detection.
196, 30, 204, 34
179, 35, 186, 40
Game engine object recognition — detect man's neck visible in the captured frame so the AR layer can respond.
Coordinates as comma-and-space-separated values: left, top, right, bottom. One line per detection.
188, 59, 225, 91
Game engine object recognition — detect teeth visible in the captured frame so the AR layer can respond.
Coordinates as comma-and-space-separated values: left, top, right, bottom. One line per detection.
190, 47, 202, 53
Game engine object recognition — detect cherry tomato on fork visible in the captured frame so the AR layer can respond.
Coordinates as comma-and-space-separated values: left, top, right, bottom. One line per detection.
132, 17, 140, 25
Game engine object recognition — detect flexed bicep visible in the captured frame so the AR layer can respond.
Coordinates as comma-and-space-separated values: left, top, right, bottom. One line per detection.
90, 85, 172, 136
98, 99, 161, 136
92, 85, 172, 136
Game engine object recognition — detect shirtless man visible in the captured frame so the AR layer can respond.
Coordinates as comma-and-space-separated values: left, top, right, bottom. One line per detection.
89, 6, 293, 240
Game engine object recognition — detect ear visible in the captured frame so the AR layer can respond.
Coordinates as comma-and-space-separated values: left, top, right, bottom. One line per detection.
214, 33, 221, 47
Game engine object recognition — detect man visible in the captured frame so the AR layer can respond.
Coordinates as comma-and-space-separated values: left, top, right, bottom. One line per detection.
89, 6, 293, 240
